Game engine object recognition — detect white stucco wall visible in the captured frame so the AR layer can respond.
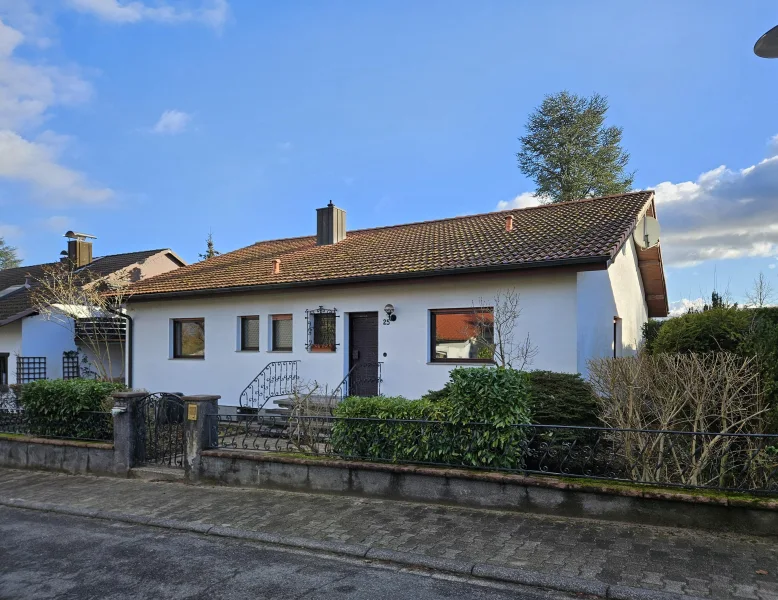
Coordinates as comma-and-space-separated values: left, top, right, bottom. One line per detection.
576, 240, 648, 375
21, 315, 77, 381
608, 238, 648, 354
0, 320, 22, 385
128, 271, 579, 406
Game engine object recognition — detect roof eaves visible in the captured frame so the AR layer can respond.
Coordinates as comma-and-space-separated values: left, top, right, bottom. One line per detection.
0, 307, 38, 327
126, 255, 610, 303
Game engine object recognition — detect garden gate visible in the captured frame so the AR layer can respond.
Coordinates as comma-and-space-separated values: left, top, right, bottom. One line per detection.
134, 393, 186, 468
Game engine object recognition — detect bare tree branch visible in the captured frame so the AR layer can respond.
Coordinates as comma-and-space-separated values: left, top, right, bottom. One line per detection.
745, 272, 775, 308
472, 288, 538, 370
29, 263, 132, 382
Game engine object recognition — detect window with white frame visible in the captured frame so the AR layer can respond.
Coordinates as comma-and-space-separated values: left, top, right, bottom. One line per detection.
172, 318, 205, 359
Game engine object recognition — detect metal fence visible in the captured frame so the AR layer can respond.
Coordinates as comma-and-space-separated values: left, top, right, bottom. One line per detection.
0, 409, 113, 442
208, 414, 778, 494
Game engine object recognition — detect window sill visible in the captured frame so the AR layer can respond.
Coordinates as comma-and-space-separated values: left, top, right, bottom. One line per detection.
267, 350, 293, 353
169, 357, 205, 360
426, 360, 495, 365
236, 349, 260, 353
309, 347, 336, 353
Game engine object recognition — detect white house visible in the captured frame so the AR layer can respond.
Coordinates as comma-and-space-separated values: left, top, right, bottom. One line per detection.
0, 232, 185, 387
124, 192, 667, 409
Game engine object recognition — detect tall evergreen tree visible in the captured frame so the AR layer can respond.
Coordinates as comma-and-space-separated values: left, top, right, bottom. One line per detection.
198, 231, 221, 261
0, 237, 20, 270
517, 91, 634, 203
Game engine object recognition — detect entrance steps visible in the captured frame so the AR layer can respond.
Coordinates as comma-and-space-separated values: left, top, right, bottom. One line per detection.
129, 466, 185, 482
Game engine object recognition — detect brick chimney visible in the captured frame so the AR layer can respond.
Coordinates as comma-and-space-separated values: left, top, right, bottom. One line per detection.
505, 215, 514, 232
271, 258, 281, 274
316, 201, 346, 245
64, 231, 96, 269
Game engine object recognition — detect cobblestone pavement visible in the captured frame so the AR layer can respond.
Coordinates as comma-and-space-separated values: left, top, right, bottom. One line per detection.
0, 468, 776, 599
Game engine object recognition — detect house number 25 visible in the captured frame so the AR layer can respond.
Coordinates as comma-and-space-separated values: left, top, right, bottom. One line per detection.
382, 318, 391, 325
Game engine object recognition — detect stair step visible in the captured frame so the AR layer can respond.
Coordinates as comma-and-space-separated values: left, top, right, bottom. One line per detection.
130, 466, 185, 481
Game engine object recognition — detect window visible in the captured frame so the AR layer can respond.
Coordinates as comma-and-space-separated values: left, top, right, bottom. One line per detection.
271, 314, 293, 351
306, 307, 337, 352
430, 308, 494, 363
240, 316, 260, 351
173, 319, 205, 359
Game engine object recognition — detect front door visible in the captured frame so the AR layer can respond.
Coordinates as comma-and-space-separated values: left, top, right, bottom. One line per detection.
349, 312, 379, 397
0, 354, 8, 388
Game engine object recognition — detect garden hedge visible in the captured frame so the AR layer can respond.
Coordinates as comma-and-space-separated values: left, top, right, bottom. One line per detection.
332, 367, 532, 468
18, 379, 124, 440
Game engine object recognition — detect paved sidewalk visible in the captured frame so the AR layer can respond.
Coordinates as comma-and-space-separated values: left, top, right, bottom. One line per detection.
0, 468, 775, 600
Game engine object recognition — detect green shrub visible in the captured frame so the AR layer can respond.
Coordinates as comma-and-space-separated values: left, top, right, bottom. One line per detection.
332, 367, 532, 469
641, 319, 665, 354
526, 371, 599, 427
740, 308, 778, 433
421, 384, 451, 403
446, 367, 530, 425
19, 379, 123, 440
652, 308, 750, 354
332, 396, 448, 463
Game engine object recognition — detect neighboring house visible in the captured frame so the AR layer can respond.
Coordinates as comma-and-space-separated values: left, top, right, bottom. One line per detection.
0, 232, 185, 386
124, 191, 668, 408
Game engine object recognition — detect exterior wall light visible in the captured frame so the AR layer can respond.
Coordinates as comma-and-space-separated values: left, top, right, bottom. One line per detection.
384, 304, 397, 321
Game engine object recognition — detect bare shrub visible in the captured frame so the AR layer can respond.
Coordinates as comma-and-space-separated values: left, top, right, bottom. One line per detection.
287, 381, 335, 454
588, 352, 774, 489
473, 288, 538, 370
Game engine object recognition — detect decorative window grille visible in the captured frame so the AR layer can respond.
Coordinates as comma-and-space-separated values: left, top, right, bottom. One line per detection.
62, 352, 81, 380
306, 306, 338, 352
16, 357, 47, 384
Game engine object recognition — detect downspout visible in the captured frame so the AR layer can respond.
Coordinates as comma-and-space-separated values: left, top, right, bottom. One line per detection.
106, 305, 133, 389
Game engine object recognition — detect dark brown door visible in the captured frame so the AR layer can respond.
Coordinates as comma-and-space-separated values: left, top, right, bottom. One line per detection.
349, 312, 379, 397
0, 354, 8, 388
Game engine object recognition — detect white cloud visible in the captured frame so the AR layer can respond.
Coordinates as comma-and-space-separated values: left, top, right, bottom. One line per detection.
652, 138, 778, 267
0, 130, 112, 203
41, 215, 74, 232
66, 0, 228, 30
0, 222, 21, 239
769, 264, 776, 270
496, 136, 778, 270
667, 297, 706, 317
0, 18, 92, 130
496, 192, 543, 211
151, 109, 191, 134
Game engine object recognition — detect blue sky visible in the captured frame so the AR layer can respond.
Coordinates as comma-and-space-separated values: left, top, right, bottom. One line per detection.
1, 1, 777, 312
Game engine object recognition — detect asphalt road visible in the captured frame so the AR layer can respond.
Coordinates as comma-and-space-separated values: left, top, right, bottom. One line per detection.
0, 506, 569, 600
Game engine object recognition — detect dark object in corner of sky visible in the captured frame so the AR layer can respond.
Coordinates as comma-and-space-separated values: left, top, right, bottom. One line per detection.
754, 25, 778, 58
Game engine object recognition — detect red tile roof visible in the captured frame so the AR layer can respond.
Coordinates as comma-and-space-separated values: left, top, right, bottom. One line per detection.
127, 191, 658, 299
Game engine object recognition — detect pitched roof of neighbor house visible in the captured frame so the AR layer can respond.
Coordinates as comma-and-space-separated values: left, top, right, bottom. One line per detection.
127, 191, 668, 316
0, 249, 175, 326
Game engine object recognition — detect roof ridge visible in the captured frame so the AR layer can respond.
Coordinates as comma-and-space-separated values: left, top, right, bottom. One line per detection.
342, 190, 655, 236
89, 248, 170, 262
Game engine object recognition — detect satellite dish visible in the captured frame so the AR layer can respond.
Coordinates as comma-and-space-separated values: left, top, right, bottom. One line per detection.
633, 216, 660, 249
755, 25, 778, 58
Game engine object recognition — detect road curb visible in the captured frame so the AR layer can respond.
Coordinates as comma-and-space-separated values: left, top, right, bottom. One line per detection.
0, 496, 708, 600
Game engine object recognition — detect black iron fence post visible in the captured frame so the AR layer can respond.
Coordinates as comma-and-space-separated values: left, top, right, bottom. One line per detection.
181, 395, 220, 482
111, 391, 146, 475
